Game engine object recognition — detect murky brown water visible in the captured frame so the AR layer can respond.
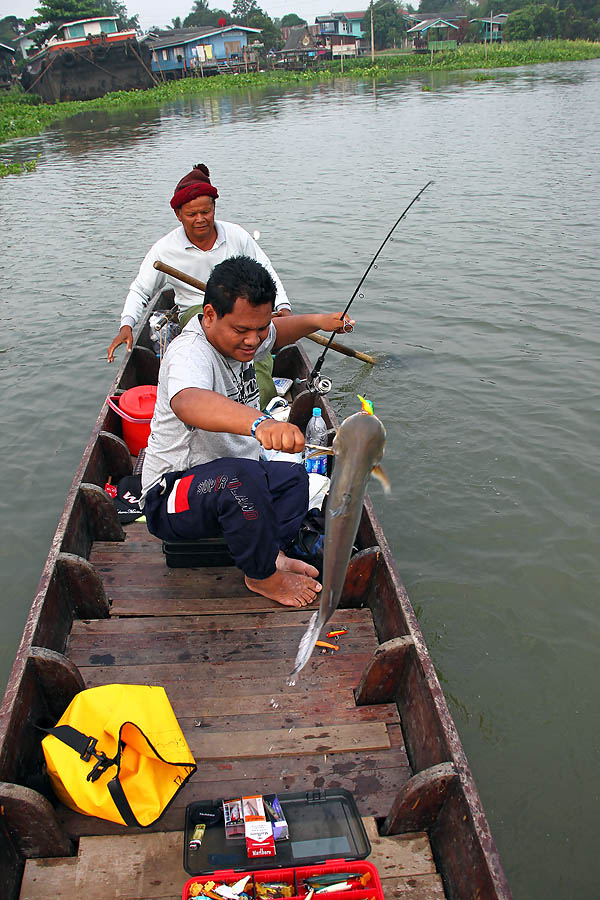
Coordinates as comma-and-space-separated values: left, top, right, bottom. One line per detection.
1, 60, 599, 898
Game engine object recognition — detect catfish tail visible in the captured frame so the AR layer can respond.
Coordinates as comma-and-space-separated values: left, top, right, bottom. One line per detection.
288, 610, 321, 682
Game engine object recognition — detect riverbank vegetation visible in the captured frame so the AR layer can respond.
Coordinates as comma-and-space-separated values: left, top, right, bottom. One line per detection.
1, 39, 600, 153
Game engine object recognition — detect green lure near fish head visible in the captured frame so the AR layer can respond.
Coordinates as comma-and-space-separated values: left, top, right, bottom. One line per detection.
290, 411, 389, 680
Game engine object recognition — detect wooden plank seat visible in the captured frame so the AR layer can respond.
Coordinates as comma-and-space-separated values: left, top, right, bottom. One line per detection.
20, 819, 446, 900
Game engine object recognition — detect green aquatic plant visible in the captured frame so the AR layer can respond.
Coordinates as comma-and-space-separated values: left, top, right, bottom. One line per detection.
0, 154, 40, 178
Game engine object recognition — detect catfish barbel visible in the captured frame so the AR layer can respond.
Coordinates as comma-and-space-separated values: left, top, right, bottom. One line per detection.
289, 411, 390, 680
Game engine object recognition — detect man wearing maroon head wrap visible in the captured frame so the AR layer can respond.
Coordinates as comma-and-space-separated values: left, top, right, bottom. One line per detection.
107, 164, 292, 405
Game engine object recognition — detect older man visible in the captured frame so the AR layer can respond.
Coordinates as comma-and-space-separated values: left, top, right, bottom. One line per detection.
142, 255, 354, 609
107, 163, 291, 405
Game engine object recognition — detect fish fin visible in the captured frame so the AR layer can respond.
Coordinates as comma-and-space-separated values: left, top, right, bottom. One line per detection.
305, 447, 335, 460
371, 464, 391, 494
289, 610, 321, 680
330, 492, 352, 518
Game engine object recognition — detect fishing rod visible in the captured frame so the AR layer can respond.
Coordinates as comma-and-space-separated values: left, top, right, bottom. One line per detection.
306, 180, 434, 394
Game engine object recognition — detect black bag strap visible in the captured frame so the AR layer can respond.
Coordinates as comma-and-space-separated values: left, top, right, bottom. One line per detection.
41, 724, 139, 827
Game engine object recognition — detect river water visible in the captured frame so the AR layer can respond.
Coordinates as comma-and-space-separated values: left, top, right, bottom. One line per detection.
1, 60, 599, 897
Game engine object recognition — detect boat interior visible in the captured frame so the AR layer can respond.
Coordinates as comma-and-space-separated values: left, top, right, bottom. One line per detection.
0, 299, 509, 900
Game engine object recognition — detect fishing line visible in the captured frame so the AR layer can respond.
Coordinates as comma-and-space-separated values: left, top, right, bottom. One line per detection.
307, 180, 434, 392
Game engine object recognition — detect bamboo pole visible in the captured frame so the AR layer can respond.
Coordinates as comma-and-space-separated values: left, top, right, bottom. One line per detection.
152, 261, 377, 365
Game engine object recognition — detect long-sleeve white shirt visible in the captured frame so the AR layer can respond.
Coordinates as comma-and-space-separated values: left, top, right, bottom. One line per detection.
121, 221, 292, 328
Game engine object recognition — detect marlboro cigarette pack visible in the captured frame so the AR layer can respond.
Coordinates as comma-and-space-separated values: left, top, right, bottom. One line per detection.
242, 794, 275, 858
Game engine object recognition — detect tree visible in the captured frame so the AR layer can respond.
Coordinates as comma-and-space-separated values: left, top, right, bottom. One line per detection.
170, 16, 182, 28
280, 13, 306, 27
96, 0, 139, 30
365, 0, 406, 50
231, 0, 258, 25
0, 15, 22, 47
503, 6, 536, 39
246, 7, 283, 51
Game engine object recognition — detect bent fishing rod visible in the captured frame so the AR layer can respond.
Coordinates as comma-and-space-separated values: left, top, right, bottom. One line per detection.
306, 180, 434, 394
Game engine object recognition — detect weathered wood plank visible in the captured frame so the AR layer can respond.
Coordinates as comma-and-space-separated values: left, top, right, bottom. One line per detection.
0, 782, 73, 858
382, 763, 458, 835
382, 875, 446, 898
77, 655, 372, 687
363, 817, 436, 877
70, 608, 372, 635
66, 629, 376, 667
354, 636, 414, 706
28, 647, 84, 721
20, 832, 184, 900
20, 828, 444, 900
182, 722, 390, 759
176, 704, 400, 731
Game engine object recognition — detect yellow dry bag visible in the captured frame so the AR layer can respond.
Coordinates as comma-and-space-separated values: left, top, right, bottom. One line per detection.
41, 684, 196, 827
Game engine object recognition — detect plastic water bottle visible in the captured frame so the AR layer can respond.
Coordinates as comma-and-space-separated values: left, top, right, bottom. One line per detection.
305, 407, 328, 475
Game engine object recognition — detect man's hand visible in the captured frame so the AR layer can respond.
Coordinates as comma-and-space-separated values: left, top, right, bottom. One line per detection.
254, 419, 305, 453
107, 325, 133, 362
318, 311, 355, 334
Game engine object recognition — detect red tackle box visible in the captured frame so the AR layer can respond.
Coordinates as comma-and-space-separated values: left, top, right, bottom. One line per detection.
182, 790, 384, 900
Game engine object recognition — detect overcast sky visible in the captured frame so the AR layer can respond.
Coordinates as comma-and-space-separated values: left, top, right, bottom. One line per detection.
6, 0, 341, 33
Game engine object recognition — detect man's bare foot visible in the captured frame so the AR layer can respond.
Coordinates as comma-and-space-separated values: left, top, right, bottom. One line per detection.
245, 569, 322, 608
276, 550, 319, 578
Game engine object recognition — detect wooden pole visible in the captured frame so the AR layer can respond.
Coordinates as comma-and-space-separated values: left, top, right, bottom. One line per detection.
370, 0, 375, 62
152, 261, 377, 365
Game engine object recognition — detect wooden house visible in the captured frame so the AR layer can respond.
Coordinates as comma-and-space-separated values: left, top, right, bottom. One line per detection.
470, 13, 508, 43
146, 25, 262, 77
407, 18, 459, 51
278, 26, 321, 64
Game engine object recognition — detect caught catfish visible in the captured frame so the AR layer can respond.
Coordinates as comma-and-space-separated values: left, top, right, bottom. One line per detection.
290, 411, 390, 680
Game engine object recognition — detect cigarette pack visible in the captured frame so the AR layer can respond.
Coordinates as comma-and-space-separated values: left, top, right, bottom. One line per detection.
245, 818, 276, 858
242, 794, 276, 858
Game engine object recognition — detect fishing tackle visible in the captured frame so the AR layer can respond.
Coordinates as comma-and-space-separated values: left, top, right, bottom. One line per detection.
306, 181, 434, 393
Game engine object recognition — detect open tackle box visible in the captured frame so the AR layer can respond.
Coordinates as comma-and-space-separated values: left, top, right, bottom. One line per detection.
182, 789, 384, 900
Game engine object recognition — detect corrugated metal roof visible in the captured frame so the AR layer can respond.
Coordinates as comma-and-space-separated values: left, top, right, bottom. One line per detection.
146, 25, 261, 50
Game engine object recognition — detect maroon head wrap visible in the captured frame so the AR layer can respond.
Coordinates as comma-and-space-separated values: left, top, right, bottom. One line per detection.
170, 163, 219, 210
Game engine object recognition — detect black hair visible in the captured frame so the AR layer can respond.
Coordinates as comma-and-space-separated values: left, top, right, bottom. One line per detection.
204, 256, 276, 318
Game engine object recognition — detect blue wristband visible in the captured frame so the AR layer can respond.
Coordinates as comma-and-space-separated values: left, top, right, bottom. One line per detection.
251, 414, 271, 438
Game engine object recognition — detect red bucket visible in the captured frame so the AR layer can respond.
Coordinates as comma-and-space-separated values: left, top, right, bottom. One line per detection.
107, 386, 157, 456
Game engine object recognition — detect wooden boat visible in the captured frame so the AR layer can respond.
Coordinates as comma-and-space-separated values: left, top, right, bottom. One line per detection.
21, 16, 154, 102
0, 292, 512, 900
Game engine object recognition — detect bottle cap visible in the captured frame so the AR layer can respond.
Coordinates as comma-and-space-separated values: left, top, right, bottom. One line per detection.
312, 407, 321, 417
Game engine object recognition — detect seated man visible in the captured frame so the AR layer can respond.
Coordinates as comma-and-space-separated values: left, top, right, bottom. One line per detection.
107, 163, 292, 407
142, 255, 354, 608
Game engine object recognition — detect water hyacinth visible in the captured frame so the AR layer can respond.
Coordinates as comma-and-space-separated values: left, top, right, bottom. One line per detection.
1, 40, 599, 149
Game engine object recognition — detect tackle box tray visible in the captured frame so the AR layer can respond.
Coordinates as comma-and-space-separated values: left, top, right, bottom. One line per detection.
182, 859, 384, 900
183, 789, 372, 877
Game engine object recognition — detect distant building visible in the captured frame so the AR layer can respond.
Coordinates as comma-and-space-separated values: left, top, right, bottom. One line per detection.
315, 13, 362, 55
14, 27, 44, 58
278, 25, 323, 63
145, 26, 261, 76
469, 13, 508, 43
407, 18, 459, 51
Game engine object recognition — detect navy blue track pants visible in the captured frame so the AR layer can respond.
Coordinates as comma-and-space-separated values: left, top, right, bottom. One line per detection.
144, 458, 309, 580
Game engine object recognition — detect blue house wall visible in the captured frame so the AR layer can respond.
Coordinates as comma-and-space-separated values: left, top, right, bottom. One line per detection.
151, 28, 255, 74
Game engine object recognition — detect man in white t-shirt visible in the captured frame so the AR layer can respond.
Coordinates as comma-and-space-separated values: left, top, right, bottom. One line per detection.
107, 163, 292, 390
142, 255, 354, 609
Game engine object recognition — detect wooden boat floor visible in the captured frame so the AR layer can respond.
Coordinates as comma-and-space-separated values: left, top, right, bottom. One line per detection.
24, 523, 446, 898
20, 818, 446, 900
